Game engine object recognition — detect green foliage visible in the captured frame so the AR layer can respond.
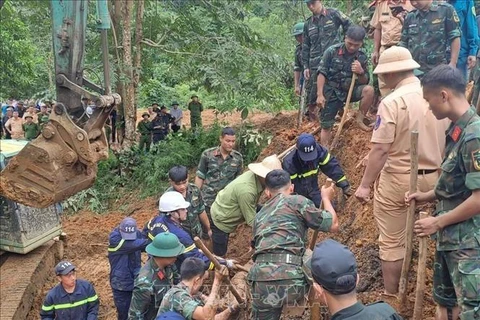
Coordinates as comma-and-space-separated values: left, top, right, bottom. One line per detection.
0, 2, 43, 99
62, 122, 270, 213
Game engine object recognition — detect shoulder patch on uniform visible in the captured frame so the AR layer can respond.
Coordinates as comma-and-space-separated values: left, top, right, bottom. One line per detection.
452, 9, 460, 23
374, 115, 381, 130
472, 149, 480, 171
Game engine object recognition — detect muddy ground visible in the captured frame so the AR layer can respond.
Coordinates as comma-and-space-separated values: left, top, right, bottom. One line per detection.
27, 111, 435, 319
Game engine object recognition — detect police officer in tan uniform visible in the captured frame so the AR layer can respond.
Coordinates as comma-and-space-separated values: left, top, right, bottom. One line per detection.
370, 0, 413, 96
355, 46, 450, 295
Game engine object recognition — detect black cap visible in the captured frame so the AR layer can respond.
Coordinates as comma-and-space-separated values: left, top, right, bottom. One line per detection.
190, 95, 198, 99
55, 260, 76, 275
310, 239, 357, 294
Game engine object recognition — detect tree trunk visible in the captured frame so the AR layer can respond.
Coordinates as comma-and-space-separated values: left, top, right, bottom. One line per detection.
121, 0, 136, 148
121, 0, 137, 148
133, 0, 144, 99
111, 0, 125, 145
346, 0, 352, 15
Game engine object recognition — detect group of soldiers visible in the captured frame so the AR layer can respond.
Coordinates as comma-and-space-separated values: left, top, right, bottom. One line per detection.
137, 96, 204, 152
38, 0, 480, 319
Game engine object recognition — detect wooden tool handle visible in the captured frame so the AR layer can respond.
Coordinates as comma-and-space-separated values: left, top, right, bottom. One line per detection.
194, 237, 245, 304
309, 178, 334, 251
399, 130, 419, 307
413, 212, 429, 320
330, 73, 357, 151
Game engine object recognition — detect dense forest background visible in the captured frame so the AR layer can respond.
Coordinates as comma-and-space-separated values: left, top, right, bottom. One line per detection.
0, 0, 370, 116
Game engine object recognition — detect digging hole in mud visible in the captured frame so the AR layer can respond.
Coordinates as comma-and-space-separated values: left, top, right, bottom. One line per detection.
27, 112, 436, 319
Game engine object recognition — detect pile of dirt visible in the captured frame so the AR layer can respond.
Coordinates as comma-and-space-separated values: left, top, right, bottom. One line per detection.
28, 111, 435, 319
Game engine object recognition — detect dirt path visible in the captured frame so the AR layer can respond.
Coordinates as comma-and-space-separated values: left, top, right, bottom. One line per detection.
28, 112, 435, 319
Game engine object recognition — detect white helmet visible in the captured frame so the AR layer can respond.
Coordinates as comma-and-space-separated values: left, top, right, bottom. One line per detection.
159, 191, 190, 212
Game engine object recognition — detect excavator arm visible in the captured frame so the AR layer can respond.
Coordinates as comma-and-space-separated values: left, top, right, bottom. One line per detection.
0, 0, 121, 208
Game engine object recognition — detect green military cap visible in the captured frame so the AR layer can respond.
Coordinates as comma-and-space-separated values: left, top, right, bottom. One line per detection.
190, 95, 198, 99
146, 232, 185, 257
171, 101, 179, 106
142, 112, 149, 118
41, 115, 49, 122
292, 22, 305, 36
24, 115, 33, 119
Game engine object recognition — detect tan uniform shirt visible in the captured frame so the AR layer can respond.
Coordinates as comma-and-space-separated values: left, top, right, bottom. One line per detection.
5, 117, 25, 139
370, 0, 412, 47
371, 77, 450, 174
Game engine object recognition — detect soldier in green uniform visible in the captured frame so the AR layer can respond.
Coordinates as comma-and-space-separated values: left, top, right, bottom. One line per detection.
22, 115, 40, 140
398, 0, 461, 75
310, 239, 402, 319
302, 0, 352, 122
188, 95, 203, 129
407, 65, 480, 320
248, 169, 339, 319
317, 25, 375, 146
137, 112, 152, 152
39, 115, 49, 132
293, 22, 305, 97
128, 232, 184, 320
166, 166, 211, 240
37, 104, 50, 126
195, 128, 243, 239
158, 257, 237, 319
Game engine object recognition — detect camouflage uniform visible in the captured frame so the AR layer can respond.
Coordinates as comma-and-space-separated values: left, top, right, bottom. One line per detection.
137, 120, 152, 152
317, 43, 370, 129
398, 2, 461, 75
432, 106, 480, 318
302, 7, 352, 107
166, 183, 204, 239
248, 193, 333, 319
196, 146, 243, 208
157, 282, 203, 319
128, 258, 180, 320
188, 102, 203, 128
294, 44, 303, 74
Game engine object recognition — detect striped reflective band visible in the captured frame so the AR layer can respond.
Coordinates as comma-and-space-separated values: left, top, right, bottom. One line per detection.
337, 176, 346, 183
208, 262, 215, 270
108, 239, 125, 252
319, 153, 331, 166
148, 233, 155, 240
41, 294, 98, 311
183, 244, 196, 253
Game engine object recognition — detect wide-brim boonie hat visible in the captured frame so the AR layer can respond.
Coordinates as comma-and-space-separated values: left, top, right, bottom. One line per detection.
248, 155, 282, 178
373, 46, 420, 75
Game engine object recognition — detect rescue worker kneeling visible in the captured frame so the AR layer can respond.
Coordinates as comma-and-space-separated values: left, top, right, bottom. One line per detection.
248, 169, 339, 320
158, 257, 238, 319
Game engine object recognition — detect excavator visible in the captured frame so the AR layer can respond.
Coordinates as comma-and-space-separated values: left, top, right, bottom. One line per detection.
0, 0, 120, 254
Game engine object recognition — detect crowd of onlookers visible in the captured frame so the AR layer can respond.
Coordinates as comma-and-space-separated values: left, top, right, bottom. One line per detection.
136, 95, 204, 152
1, 99, 52, 141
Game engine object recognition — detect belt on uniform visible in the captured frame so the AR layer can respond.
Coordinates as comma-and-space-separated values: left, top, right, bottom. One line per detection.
418, 169, 437, 175
254, 253, 302, 266
435, 198, 466, 214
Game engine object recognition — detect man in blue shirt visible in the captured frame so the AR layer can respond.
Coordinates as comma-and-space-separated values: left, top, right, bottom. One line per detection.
447, 0, 478, 78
